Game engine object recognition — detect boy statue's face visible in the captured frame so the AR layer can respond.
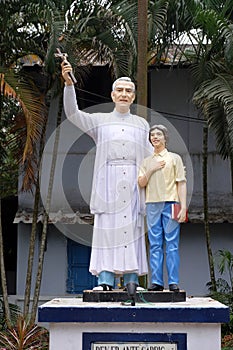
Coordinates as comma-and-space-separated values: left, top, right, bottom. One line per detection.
150, 129, 166, 150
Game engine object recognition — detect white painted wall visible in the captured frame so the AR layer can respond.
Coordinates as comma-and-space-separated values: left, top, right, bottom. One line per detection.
49, 321, 220, 350
16, 224, 67, 296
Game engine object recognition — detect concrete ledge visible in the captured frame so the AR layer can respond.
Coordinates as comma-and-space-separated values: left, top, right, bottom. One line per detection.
38, 297, 229, 324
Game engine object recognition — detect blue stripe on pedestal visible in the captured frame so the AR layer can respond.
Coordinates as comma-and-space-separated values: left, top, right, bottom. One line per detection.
38, 304, 230, 323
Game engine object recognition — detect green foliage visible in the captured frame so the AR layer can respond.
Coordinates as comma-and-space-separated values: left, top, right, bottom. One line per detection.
63, 0, 169, 79
208, 250, 233, 337
65, 0, 138, 77
0, 299, 21, 332
0, 0, 74, 67
0, 98, 22, 198
193, 74, 233, 159
182, 2, 233, 165
217, 250, 233, 289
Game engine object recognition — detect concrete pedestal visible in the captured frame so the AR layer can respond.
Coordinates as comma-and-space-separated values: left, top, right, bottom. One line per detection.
38, 297, 229, 350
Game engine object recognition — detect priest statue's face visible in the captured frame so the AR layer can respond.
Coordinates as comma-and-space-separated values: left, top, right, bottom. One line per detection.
111, 79, 135, 113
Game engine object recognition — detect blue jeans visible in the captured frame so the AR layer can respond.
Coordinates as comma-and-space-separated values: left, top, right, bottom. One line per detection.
146, 202, 180, 286
98, 271, 138, 287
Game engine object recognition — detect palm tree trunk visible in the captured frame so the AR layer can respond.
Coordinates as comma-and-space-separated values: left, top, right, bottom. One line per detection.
203, 126, 216, 291
0, 199, 11, 328
230, 156, 233, 194
29, 95, 62, 325
137, 0, 148, 288
137, 0, 148, 118
23, 183, 40, 317
23, 179, 42, 317
23, 121, 47, 317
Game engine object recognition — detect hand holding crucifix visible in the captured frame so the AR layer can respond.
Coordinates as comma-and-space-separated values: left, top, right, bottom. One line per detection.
55, 48, 77, 84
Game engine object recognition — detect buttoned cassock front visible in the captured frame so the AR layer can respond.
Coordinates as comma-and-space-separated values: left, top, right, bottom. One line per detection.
64, 85, 152, 277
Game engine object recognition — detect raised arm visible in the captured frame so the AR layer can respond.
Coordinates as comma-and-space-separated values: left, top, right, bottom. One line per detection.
61, 61, 98, 136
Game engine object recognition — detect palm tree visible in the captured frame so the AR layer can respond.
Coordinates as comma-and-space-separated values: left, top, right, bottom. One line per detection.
137, 0, 148, 109
0, 0, 69, 324
63, 0, 169, 81
0, 72, 45, 327
18, 5, 76, 323
162, 0, 233, 291
0, 203, 11, 328
160, 0, 233, 160
3, 0, 232, 318
190, 2, 233, 292
138, 0, 233, 291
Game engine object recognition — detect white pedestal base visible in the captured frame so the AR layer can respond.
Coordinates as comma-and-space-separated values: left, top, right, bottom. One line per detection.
38, 297, 229, 350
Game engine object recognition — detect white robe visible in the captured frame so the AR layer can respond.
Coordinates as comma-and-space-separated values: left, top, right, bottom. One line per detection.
64, 85, 152, 276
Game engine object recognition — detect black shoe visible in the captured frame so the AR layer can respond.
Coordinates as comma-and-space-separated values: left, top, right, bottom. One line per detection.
148, 283, 164, 291
169, 284, 179, 292
93, 284, 113, 291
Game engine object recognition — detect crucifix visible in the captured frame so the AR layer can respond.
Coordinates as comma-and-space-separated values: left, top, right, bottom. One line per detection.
55, 48, 77, 84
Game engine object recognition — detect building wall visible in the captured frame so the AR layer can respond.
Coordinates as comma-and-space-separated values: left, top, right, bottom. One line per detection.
179, 223, 232, 295
149, 67, 233, 212
149, 67, 233, 295
16, 224, 67, 296
16, 222, 232, 297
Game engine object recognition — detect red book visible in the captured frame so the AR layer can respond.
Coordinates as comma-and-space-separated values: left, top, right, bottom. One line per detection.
171, 203, 188, 222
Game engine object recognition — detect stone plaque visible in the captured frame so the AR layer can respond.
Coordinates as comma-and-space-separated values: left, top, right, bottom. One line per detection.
92, 343, 177, 350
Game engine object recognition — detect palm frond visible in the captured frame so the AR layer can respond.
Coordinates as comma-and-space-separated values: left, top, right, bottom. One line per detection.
193, 74, 233, 158
0, 69, 46, 189
149, 0, 169, 39
61, 1, 138, 78
45, 18, 66, 77
189, 59, 226, 86
2, 71, 46, 160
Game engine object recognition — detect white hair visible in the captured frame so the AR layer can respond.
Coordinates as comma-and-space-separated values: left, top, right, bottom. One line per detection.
112, 77, 135, 92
